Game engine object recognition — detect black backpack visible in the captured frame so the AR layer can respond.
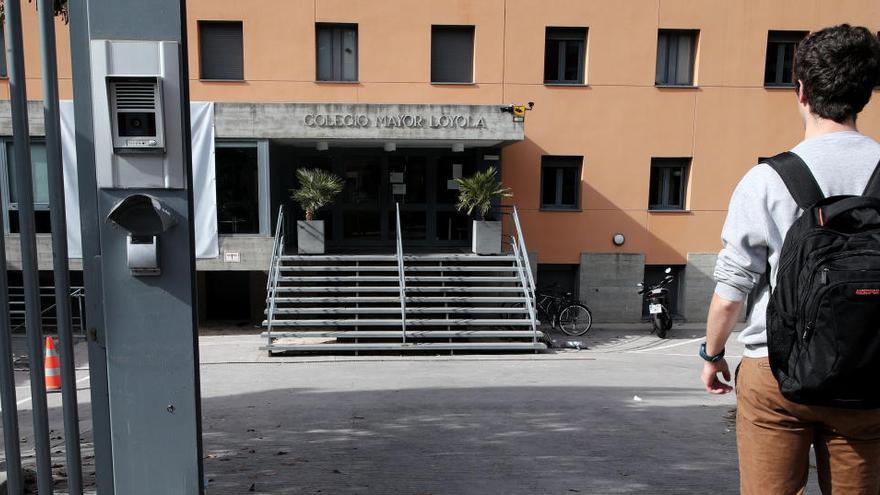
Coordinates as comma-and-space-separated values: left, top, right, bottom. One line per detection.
765, 151, 880, 409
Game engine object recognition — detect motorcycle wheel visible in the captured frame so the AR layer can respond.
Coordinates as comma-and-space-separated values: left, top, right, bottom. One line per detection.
654, 314, 668, 339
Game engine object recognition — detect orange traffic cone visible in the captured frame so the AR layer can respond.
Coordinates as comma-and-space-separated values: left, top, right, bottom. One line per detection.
44, 336, 61, 392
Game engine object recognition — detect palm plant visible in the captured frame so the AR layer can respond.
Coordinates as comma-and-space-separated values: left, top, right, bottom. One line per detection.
454, 166, 512, 221
290, 168, 344, 221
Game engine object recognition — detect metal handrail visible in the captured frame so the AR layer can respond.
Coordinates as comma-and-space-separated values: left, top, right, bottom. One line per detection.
511, 240, 539, 346
265, 205, 285, 348
395, 203, 407, 344
510, 205, 536, 297
266, 205, 285, 293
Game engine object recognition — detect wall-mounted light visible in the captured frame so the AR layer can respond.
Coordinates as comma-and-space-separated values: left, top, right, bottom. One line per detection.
451, 143, 464, 153
384, 142, 397, 152
612, 233, 626, 246
316, 141, 329, 151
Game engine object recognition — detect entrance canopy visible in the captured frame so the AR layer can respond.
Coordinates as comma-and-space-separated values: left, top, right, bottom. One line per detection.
214, 103, 525, 149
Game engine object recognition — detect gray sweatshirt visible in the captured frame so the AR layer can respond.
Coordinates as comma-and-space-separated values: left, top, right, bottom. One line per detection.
714, 131, 880, 358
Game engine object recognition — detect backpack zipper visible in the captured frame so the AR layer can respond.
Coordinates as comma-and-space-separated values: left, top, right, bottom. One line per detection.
797, 250, 880, 319
804, 275, 880, 342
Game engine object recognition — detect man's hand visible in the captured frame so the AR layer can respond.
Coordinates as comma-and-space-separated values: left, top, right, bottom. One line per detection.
702, 359, 733, 394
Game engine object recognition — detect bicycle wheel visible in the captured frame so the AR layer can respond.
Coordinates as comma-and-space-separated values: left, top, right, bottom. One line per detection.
558, 303, 593, 336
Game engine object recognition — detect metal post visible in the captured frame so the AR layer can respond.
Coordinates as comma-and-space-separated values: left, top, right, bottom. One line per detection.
37, 0, 83, 492
4, 0, 54, 492
0, 194, 22, 495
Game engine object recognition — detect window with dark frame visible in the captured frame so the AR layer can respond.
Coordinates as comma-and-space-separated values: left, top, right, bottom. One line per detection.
649, 158, 690, 211
215, 144, 259, 235
764, 30, 808, 87
198, 21, 244, 81
5, 142, 51, 233
431, 25, 475, 84
655, 29, 698, 86
0, 25, 6, 78
316, 23, 358, 82
541, 156, 582, 210
544, 27, 587, 85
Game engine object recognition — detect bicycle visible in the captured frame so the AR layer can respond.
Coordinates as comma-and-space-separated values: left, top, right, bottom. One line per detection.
535, 284, 593, 337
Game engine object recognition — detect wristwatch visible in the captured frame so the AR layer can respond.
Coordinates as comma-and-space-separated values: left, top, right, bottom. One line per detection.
699, 342, 725, 362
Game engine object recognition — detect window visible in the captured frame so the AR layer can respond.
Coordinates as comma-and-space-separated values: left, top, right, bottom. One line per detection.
0, 25, 6, 78
316, 23, 358, 82
4, 142, 51, 233
541, 156, 581, 210
648, 158, 689, 210
655, 30, 698, 86
764, 31, 808, 87
544, 27, 587, 84
215, 143, 259, 234
198, 21, 244, 81
431, 25, 475, 83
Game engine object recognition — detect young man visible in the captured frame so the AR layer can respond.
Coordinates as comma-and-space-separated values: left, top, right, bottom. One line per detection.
701, 25, 880, 493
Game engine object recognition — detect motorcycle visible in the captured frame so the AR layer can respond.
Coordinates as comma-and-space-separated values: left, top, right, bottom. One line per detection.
637, 267, 675, 339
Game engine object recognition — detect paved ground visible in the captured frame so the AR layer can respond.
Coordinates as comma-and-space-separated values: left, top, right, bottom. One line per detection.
3, 323, 825, 494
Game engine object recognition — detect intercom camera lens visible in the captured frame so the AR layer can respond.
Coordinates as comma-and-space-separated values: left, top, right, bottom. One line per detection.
117, 112, 157, 137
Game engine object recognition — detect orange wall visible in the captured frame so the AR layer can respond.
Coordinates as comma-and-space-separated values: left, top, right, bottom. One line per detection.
4, 0, 880, 264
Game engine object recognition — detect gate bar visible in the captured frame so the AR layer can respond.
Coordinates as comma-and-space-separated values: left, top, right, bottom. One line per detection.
0, 177, 22, 495
5, 0, 55, 492
37, 0, 84, 491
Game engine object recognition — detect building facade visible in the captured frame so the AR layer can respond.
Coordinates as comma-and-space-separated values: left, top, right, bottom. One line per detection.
1, 0, 879, 324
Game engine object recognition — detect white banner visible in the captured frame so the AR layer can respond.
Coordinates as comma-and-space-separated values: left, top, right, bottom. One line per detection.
60, 101, 219, 258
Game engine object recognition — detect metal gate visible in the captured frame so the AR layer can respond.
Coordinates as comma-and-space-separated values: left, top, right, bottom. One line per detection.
1, 0, 84, 492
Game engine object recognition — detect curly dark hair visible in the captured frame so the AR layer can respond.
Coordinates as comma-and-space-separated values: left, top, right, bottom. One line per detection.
794, 24, 880, 123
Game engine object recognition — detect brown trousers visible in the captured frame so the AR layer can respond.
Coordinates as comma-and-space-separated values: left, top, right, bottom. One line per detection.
736, 357, 880, 494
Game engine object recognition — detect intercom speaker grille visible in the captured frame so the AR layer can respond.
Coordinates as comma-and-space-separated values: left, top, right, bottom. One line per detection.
114, 82, 157, 110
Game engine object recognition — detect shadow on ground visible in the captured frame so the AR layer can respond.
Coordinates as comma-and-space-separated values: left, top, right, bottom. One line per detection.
200, 385, 738, 495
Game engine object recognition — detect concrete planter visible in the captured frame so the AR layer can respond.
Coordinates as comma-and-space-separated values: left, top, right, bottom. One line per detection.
297, 220, 325, 254
472, 220, 502, 255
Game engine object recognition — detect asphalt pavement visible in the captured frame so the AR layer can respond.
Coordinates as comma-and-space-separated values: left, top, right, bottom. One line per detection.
1, 323, 826, 494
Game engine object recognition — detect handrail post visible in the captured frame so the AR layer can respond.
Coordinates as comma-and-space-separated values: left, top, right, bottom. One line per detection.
265, 205, 285, 351
511, 241, 539, 347
395, 203, 407, 344
511, 206, 536, 297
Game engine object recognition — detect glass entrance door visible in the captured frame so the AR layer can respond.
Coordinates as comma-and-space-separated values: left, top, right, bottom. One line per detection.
280, 146, 493, 251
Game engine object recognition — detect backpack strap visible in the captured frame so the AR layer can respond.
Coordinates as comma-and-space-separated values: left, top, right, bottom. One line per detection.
764, 152, 825, 209
864, 158, 880, 199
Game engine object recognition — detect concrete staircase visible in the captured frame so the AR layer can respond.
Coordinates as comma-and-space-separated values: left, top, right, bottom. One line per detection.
261, 253, 545, 353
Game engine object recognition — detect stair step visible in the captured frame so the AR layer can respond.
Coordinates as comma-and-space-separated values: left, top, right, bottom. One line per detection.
276, 276, 520, 283
262, 330, 544, 339
277, 266, 519, 273
268, 307, 529, 315
262, 342, 547, 352
270, 296, 528, 304
405, 266, 519, 272
280, 255, 396, 262
272, 296, 402, 303
273, 286, 525, 293
278, 276, 400, 282
278, 266, 399, 272
404, 254, 516, 261
263, 318, 534, 327
407, 276, 520, 282
407, 297, 528, 303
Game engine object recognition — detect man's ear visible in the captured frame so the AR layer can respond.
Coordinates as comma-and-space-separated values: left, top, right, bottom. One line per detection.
796, 79, 808, 105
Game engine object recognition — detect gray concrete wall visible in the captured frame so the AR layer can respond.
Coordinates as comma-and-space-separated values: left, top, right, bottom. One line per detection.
0, 101, 46, 136
683, 253, 717, 322
195, 235, 274, 272
214, 102, 524, 143
4, 234, 272, 272
579, 253, 645, 322
5, 234, 83, 271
